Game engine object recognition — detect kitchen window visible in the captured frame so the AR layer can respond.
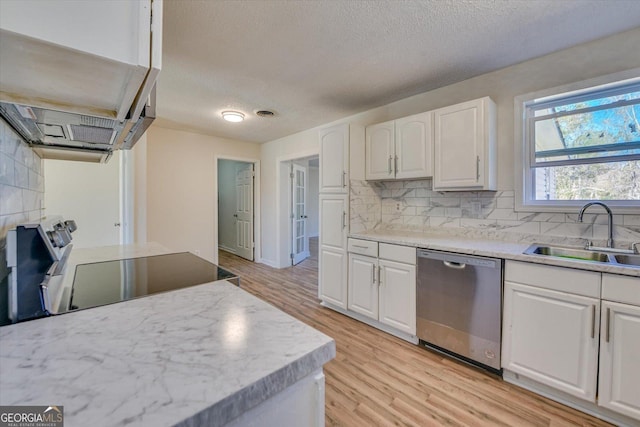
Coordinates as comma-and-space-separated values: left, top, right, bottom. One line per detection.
515, 72, 640, 211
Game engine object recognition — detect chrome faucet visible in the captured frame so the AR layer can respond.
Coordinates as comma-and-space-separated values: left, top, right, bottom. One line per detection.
578, 202, 614, 249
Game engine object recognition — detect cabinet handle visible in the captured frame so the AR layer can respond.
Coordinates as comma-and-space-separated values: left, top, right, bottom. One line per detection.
476, 156, 480, 181
372, 264, 376, 284
394, 155, 398, 174
342, 211, 346, 229
591, 305, 596, 339
378, 265, 382, 286
388, 156, 392, 175
605, 307, 611, 343
352, 244, 369, 249
342, 171, 346, 188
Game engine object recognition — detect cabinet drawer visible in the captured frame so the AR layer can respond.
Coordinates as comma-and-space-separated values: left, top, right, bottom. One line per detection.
348, 238, 378, 257
602, 274, 640, 306
505, 261, 600, 298
379, 243, 415, 265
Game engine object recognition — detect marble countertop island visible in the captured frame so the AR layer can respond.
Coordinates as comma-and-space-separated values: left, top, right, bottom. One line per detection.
0, 244, 335, 427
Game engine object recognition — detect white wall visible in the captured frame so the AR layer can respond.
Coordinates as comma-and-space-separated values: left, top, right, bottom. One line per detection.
132, 133, 147, 244
143, 126, 260, 265
307, 165, 319, 237
259, 27, 640, 265
44, 151, 121, 248
260, 135, 319, 267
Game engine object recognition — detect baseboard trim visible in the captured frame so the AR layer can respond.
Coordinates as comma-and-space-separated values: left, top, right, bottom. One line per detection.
503, 370, 639, 427
319, 301, 418, 345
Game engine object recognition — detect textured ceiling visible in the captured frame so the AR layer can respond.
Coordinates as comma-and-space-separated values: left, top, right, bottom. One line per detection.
156, 0, 640, 143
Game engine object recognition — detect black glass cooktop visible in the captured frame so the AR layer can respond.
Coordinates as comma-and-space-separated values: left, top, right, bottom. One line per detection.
69, 252, 238, 311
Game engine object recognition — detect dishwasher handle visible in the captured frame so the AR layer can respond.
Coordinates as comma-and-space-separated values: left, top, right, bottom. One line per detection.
417, 249, 500, 269
443, 260, 466, 270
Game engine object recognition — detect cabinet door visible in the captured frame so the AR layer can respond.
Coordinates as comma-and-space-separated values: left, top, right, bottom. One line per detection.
319, 248, 347, 309
318, 194, 348, 308
319, 124, 349, 193
502, 282, 599, 401
598, 301, 640, 420
319, 195, 347, 250
365, 121, 395, 180
433, 98, 495, 190
348, 254, 378, 320
379, 259, 416, 335
395, 112, 432, 179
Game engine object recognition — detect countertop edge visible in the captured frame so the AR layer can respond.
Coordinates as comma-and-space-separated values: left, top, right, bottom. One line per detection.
176, 340, 336, 427
349, 232, 640, 278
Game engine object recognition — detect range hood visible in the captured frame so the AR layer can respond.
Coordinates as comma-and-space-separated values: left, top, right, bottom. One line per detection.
0, 0, 162, 163
0, 88, 156, 164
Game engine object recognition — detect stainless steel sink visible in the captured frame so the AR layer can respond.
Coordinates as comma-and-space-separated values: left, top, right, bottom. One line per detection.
613, 254, 640, 267
524, 245, 613, 263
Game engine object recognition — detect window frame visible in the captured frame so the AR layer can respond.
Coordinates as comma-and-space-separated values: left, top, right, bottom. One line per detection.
514, 69, 640, 213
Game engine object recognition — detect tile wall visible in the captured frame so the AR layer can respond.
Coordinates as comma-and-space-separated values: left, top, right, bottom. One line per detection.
350, 179, 640, 247
0, 119, 45, 283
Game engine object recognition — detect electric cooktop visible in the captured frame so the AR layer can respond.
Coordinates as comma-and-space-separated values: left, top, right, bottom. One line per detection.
68, 252, 238, 312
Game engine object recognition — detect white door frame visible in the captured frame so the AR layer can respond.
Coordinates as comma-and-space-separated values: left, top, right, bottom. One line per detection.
276, 149, 318, 268
120, 149, 133, 245
215, 155, 261, 264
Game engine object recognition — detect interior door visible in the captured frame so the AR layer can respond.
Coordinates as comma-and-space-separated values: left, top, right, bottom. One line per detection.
235, 163, 254, 261
291, 163, 308, 265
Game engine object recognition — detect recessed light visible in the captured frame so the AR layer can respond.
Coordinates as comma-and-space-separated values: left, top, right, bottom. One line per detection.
222, 111, 245, 122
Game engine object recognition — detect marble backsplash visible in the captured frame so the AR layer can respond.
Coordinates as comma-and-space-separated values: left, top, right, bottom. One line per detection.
350, 179, 640, 248
0, 120, 45, 283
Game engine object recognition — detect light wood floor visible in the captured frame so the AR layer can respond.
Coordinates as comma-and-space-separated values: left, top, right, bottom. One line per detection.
219, 240, 612, 427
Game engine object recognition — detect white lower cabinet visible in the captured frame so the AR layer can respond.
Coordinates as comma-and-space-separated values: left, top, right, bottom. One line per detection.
503, 262, 640, 425
319, 248, 347, 309
347, 240, 416, 337
599, 274, 640, 421
502, 281, 599, 401
348, 254, 378, 319
378, 259, 416, 335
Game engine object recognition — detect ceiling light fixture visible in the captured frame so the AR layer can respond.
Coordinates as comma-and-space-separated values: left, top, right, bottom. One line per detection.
221, 111, 245, 122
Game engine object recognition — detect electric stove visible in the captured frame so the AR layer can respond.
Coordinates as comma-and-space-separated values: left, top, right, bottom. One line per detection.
67, 252, 239, 312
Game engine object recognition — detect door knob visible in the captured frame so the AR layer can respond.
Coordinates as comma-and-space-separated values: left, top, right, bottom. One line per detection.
114, 222, 121, 227
233, 214, 238, 218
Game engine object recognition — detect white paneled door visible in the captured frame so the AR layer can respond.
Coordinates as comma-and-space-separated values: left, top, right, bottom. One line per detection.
235, 163, 254, 261
291, 164, 308, 265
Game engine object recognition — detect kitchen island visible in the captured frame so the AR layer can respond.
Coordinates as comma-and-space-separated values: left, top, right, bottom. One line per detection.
0, 244, 335, 427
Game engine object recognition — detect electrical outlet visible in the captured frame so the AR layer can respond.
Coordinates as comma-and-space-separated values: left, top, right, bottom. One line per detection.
396, 203, 401, 211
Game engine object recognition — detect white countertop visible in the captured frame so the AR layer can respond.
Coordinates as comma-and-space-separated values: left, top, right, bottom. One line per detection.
0, 244, 336, 427
350, 230, 640, 277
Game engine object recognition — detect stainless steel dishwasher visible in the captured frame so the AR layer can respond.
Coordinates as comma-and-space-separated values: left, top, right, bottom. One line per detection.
416, 249, 503, 372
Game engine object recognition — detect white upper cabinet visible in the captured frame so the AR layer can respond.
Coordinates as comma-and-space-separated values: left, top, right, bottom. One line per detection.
365, 121, 395, 180
365, 112, 432, 180
0, 0, 162, 121
319, 124, 349, 193
395, 112, 433, 179
433, 97, 496, 191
